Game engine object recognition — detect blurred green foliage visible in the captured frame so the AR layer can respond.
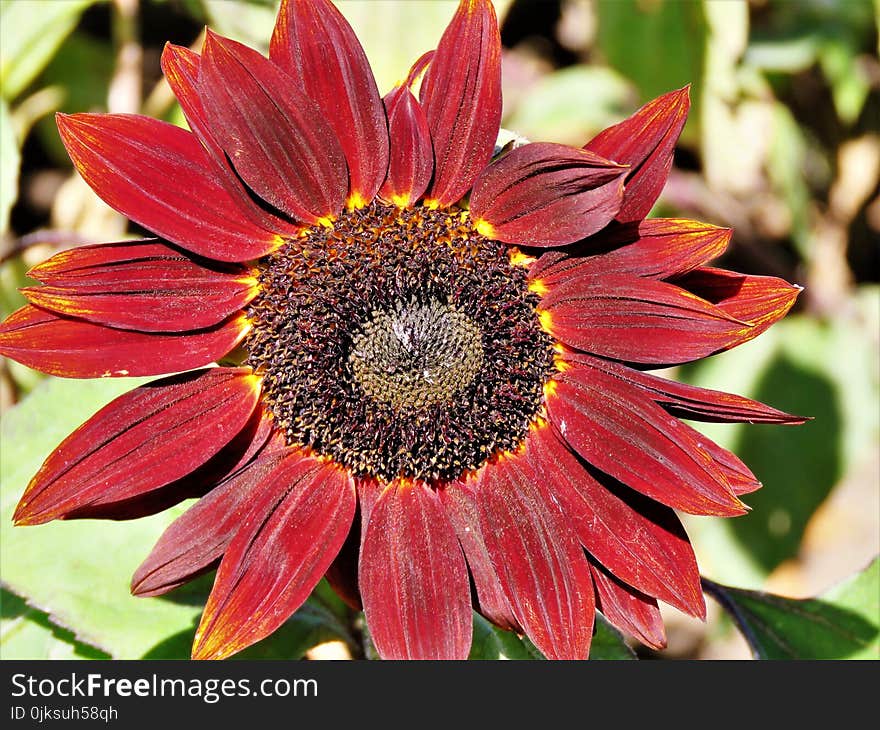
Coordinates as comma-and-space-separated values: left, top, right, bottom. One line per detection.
595, 0, 706, 143
503, 66, 634, 145
0, 0, 99, 101
0, 97, 17, 232
747, 0, 875, 123
0, 0, 877, 660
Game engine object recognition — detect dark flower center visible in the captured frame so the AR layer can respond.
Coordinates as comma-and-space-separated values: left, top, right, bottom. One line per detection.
348, 298, 484, 411
245, 201, 555, 482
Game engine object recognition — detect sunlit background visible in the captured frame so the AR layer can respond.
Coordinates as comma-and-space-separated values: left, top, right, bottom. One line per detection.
0, 0, 877, 659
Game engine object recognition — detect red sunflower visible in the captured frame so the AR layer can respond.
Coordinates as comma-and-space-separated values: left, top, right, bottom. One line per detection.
0, 0, 804, 660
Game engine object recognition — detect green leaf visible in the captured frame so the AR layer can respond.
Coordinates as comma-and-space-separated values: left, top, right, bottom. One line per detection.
704, 558, 880, 659
0, 375, 201, 659
32, 32, 115, 165
0, 97, 19, 234
468, 615, 538, 660
42, 33, 113, 112
504, 66, 635, 147
1, 587, 110, 659
468, 614, 634, 660
139, 579, 349, 660
0, 0, 99, 101
590, 615, 636, 660
594, 0, 706, 144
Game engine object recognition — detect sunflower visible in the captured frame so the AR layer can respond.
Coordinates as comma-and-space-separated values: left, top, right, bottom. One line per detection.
0, 0, 804, 661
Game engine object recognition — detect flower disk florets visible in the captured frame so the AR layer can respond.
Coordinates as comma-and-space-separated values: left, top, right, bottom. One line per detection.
245, 202, 555, 482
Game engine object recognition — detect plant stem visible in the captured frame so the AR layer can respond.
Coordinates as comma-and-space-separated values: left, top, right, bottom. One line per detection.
700, 577, 761, 660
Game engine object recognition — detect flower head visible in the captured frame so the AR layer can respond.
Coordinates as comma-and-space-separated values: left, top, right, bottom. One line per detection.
0, 0, 804, 660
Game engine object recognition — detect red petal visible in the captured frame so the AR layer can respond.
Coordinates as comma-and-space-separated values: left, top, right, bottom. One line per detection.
478, 452, 595, 660
378, 86, 433, 207
680, 422, 762, 496
547, 364, 746, 516
192, 454, 356, 660
160, 43, 300, 236
561, 351, 805, 424
356, 478, 384, 551
360, 481, 472, 660
56, 113, 280, 262
675, 267, 802, 344
199, 31, 348, 225
0, 305, 248, 378
539, 273, 753, 365
585, 86, 690, 223
527, 424, 705, 617
22, 240, 257, 332
709, 451, 761, 496
529, 218, 731, 286
403, 50, 435, 89
270, 0, 388, 206
131, 432, 288, 596
67, 407, 280, 522
13, 368, 261, 526
421, 0, 501, 206
590, 562, 667, 650
439, 480, 520, 632
470, 143, 627, 247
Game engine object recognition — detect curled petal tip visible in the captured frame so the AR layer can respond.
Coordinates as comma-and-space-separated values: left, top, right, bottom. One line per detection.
12, 499, 48, 526
190, 635, 226, 661
11, 511, 29, 527
585, 85, 691, 222
668, 84, 692, 106
13, 499, 34, 525
129, 569, 162, 598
